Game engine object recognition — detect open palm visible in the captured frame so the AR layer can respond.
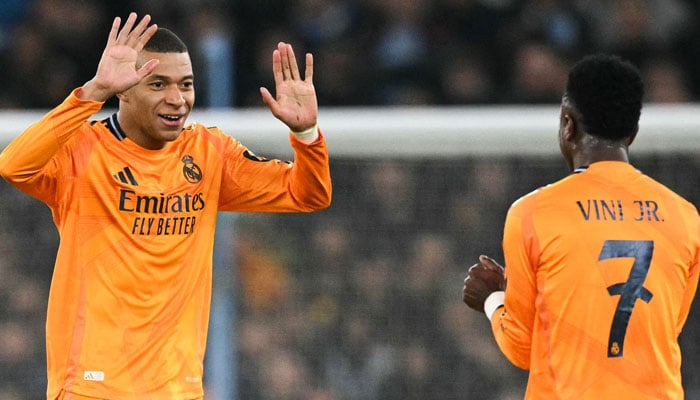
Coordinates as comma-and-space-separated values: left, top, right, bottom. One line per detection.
260, 42, 318, 133
83, 13, 159, 102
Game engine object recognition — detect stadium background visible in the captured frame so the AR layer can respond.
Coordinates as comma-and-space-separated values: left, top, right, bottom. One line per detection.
2, 0, 700, 399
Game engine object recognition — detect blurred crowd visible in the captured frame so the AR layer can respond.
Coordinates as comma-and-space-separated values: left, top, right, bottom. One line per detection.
1, 0, 700, 109
3, 1, 700, 400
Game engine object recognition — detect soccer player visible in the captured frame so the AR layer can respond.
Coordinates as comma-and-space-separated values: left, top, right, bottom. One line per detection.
462, 54, 700, 399
0, 13, 331, 400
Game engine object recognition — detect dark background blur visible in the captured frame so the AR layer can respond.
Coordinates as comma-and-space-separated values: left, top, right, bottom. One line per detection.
2, 1, 700, 399
2, 0, 700, 109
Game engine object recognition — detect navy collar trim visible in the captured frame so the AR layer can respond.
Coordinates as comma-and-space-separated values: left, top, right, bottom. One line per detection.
105, 113, 126, 141
572, 164, 641, 175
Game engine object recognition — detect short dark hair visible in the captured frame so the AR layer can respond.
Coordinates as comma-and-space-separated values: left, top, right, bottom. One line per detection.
144, 27, 188, 53
565, 54, 644, 141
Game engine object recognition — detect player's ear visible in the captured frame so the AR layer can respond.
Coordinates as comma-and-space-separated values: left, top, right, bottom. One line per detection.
562, 112, 577, 141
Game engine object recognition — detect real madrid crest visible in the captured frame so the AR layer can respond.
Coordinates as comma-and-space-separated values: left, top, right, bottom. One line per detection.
181, 155, 202, 183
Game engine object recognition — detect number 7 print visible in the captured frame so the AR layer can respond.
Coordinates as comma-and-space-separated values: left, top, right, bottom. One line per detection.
598, 240, 654, 358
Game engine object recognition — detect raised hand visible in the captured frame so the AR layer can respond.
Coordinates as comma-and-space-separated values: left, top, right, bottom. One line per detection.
260, 42, 318, 133
80, 13, 159, 102
463, 255, 506, 313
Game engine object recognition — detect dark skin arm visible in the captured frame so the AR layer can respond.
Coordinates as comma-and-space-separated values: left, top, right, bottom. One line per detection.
463, 255, 506, 313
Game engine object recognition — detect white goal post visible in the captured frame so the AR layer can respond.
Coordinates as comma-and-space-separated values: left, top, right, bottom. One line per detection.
2, 104, 700, 156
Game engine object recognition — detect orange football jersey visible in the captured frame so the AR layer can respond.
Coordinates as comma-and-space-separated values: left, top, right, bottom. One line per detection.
0, 89, 331, 399
493, 161, 700, 399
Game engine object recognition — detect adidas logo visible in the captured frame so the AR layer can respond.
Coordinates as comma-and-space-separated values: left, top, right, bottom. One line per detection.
84, 371, 105, 381
113, 166, 138, 186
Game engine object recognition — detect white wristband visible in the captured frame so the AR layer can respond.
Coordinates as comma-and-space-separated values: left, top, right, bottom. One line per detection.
484, 291, 505, 321
292, 123, 319, 143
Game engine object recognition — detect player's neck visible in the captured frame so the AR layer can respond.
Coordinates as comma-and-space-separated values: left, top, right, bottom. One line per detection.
574, 147, 629, 169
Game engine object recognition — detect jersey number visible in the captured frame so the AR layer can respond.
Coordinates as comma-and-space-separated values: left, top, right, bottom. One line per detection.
598, 240, 654, 358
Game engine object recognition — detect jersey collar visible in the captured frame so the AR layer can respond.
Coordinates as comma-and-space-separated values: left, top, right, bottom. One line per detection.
105, 113, 127, 141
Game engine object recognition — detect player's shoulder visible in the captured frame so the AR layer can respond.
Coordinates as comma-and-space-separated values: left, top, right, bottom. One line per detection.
191, 121, 239, 136
643, 174, 699, 216
516, 173, 572, 201
67, 117, 106, 146
509, 184, 548, 212
180, 122, 231, 141
508, 173, 576, 214
183, 121, 222, 134
179, 122, 241, 153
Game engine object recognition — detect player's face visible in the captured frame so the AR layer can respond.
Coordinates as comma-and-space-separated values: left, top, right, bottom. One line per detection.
117, 51, 195, 150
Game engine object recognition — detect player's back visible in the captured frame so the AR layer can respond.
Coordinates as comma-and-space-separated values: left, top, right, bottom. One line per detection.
514, 160, 700, 399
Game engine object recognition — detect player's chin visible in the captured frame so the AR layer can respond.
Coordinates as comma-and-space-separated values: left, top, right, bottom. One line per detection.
156, 129, 183, 143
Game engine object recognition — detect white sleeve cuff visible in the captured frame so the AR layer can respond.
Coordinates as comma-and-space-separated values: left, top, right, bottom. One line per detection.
484, 291, 505, 321
292, 123, 319, 143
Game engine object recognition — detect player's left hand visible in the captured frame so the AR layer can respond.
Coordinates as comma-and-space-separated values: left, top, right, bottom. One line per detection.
260, 42, 318, 133
463, 255, 506, 313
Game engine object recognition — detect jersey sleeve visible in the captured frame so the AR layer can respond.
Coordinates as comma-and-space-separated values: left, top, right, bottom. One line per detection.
491, 195, 539, 370
217, 129, 332, 212
675, 207, 700, 335
0, 88, 103, 205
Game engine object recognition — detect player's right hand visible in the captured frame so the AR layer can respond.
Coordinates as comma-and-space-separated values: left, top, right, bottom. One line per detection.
462, 255, 505, 313
81, 13, 159, 102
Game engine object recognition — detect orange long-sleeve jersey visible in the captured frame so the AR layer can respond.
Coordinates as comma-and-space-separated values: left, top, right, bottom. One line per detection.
0, 89, 331, 399
492, 161, 700, 399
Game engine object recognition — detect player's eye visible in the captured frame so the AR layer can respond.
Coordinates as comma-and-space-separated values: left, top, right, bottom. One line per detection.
150, 81, 165, 89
